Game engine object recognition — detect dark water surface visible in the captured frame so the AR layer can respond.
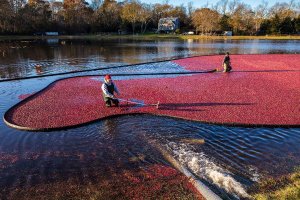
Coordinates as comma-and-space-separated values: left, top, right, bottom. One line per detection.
0, 38, 299, 199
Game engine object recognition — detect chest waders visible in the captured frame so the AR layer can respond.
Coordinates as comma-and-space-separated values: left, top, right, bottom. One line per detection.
103, 83, 119, 107
223, 56, 232, 72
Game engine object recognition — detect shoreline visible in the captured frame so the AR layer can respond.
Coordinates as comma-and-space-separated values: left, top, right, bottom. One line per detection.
1, 34, 300, 40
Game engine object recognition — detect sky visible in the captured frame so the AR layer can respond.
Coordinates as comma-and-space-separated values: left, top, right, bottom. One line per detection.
137, 0, 294, 9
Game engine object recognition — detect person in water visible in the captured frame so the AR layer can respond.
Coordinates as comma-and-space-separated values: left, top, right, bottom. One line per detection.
35, 64, 42, 74
222, 52, 232, 72
101, 74, 120, 107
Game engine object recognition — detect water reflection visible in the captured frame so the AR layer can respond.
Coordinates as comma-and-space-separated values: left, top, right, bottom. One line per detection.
1, 39, 300, 79
2, 114, 296, 199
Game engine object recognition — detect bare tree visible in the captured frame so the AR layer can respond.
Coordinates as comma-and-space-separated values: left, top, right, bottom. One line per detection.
9, 0, 25, 13
269, 2, 297, 19
215, 0, 229, 15
140, 3, 152, 33
254, 1, 268, 33
187, 1, 194, 18
228, 0, 240, 15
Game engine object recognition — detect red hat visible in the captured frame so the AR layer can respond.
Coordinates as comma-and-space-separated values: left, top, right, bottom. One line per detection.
105, 74, 111, 80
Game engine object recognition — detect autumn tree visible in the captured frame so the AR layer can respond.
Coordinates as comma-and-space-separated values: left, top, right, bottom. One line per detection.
0, 0, 14, 33
93, 0, 121, 32
30, 0, 52, 31
0, 0, 26, 33
192, 8, 220, 35
229, 2, 255, 35
15, 0, 52, 33
121, 0, 143, 34
139, 3, 152, 33
63, 0, 93, 33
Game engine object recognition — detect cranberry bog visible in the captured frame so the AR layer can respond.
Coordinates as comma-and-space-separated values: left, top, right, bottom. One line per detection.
4, 54, 300, 130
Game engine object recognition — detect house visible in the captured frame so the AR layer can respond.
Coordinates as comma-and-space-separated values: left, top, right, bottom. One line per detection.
157, 17, 180, 33
223, 31, 232, 36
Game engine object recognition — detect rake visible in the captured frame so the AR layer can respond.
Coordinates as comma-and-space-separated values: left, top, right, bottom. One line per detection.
115, 98, 160, 109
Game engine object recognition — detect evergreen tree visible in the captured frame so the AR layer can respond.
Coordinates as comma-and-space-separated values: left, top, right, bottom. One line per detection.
280, 16, 293, 34
270, 14, 281, 34
219, 14, 231, 31
258, 19, 271, 35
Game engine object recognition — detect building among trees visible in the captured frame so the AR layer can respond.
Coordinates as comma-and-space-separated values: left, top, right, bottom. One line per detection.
157, 17, 180, 33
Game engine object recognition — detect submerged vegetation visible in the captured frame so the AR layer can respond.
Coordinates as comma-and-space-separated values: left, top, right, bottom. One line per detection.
251, 167, 300, 200
5, 165, 202, 200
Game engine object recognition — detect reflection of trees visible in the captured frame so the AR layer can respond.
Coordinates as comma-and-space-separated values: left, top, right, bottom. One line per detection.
0, 39, 159, 69
1, 38, 300, 79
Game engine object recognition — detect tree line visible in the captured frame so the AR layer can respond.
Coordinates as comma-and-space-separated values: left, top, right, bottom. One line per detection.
0, 0, 299, 35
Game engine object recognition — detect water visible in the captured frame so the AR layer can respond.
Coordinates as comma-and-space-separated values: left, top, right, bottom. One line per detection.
0, 38, 299, 199
1, 39, 300, 80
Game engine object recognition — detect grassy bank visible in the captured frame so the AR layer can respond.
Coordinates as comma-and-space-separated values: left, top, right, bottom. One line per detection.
1, 34, 300, 41
179, 35, 300, 40
251, 167, 300, 200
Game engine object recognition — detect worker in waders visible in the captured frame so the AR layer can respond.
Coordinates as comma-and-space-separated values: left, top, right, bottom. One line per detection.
223, 52, 232, 72
101, 74, 120, 107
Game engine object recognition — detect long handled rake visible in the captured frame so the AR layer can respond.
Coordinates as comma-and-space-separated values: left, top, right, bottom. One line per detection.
115, 98, 160, 109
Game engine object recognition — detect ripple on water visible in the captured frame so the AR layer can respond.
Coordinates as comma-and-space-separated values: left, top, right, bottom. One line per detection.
0, 107, 299, 199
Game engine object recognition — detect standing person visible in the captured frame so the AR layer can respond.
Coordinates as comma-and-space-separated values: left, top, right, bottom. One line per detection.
101, 74, 120, 107
223, 52, 232, 72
